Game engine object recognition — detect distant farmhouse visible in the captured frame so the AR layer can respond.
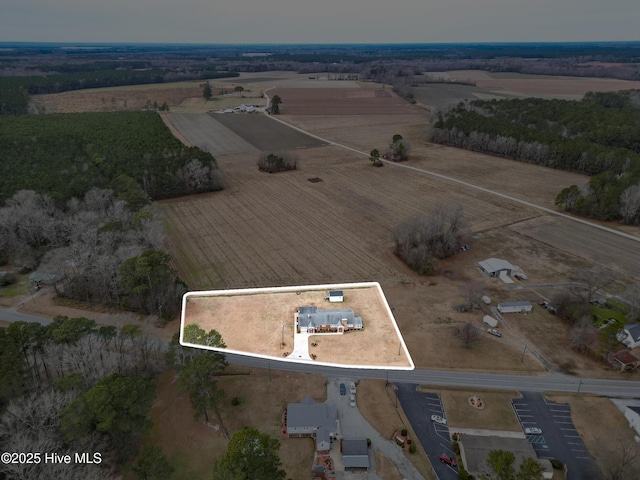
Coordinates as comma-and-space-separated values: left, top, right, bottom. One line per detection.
296, 306, 363, 334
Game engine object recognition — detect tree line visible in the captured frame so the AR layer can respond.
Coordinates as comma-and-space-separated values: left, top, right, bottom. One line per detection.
0, 111, 224, 204
1, 317, 288, 479
0, 188, 186, 318
430, 91, 640, 222
0, 69, 239, 115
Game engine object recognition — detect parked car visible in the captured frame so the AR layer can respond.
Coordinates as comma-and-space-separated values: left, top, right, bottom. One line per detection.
524, 427, 542, 435
431, 414, 447, 425
349, 381, 356, 394
339, 383, 346, 395
487, 328, 502, 337
349, 394, 356, 407
514, 273, 528, 280
439, 453, 457, 467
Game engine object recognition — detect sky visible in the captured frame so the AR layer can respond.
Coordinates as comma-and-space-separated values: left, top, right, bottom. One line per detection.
1, 0, 639, 44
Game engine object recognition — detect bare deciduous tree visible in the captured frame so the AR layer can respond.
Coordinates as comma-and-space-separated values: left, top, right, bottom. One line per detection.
571, 266, 619, 306
394, 204, 467, 275
620, 184, 640, 225
463, 281, 484, 311
453, 321, 482, 348
570, 316, 598, 352
600, 436, 640, 480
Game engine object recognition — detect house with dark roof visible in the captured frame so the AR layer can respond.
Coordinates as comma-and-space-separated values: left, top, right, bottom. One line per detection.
286, 397, 337, 451
341, 437, 369, 470
296, 306, 363, 334
618, 324, 640, 349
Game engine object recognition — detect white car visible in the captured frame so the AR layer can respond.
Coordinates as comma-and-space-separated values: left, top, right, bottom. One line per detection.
487, 328, 502, 337
431, 414, 447, 425
349, 381, 356, 394
524, 427, 542, 435
349, 394, 356, 407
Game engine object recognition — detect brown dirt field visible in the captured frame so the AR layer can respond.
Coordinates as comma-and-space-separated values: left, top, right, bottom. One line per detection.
270, 87, 424, 115
431, 70, 640, 97
425, 387, 523, 431
545, 394, 640, 479
147, 366, 325, 480
159, 142, 541, 291
30, 82, 205, 114
160, 75, 639, 379
184, 286, 412, 368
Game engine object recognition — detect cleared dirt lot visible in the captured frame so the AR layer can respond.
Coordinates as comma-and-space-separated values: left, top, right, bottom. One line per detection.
183, 285, 412, 368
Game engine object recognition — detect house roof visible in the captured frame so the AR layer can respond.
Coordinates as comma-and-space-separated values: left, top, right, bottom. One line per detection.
498, 301, 532, 308
287, 399, 337, 430
298, 306, 362, 329
624, 324, 640, 342
479, 258, 515, 273
615, 352, 640, 365
316, 427, 331, 445
342, 437, 369, 469
342, 437, 368, 456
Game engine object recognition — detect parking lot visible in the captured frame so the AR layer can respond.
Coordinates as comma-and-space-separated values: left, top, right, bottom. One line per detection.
395, 384, 459, 480
512, 392, 600, 479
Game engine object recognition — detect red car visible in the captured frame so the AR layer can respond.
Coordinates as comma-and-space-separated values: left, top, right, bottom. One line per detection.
439, 453, 457, 467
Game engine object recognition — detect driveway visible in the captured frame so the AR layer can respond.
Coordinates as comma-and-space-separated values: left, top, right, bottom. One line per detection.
327, 377, 425, 480
395, 383, 459, 480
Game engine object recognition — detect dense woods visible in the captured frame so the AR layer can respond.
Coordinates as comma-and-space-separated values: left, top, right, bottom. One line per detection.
431, 91, 640, 222
0, 111, 224, 204
0, 188, 186, 317
0, 316, 166, 479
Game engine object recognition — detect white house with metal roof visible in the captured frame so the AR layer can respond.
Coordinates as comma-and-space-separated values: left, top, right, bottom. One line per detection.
497, 301, 533, 313
296, 306, 363, 334
618, 323, 640, 349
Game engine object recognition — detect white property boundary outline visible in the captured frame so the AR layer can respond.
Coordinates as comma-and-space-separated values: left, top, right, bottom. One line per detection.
180, 281, 415, 370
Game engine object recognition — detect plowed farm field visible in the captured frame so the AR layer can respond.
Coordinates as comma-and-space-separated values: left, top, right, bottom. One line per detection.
160, 140, 540, 290
269, 87, 422, 115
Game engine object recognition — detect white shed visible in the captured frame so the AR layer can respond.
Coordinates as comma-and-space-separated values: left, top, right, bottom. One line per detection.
327, 290, 344, 303
497, 301, 533, 313
483, 315, 498, 328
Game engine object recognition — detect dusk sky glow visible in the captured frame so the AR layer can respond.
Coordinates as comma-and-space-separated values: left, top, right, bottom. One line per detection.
1, 0, 638, 44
